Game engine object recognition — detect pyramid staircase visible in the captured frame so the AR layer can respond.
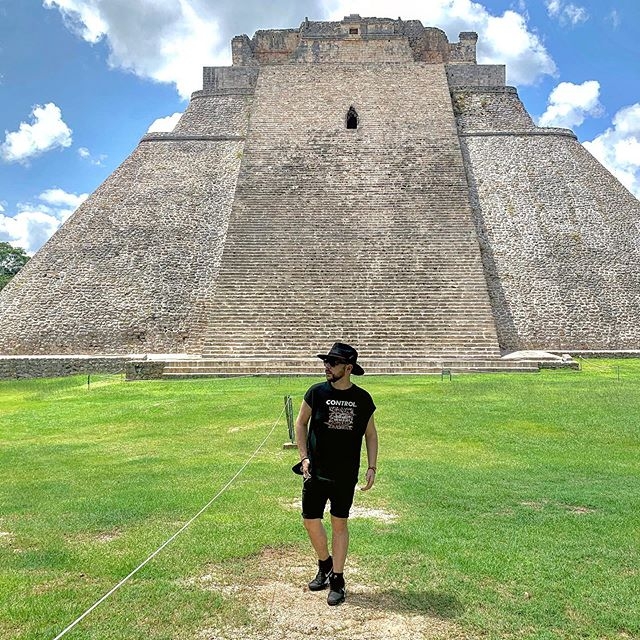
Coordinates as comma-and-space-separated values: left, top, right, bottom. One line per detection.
166, 63, 536, 377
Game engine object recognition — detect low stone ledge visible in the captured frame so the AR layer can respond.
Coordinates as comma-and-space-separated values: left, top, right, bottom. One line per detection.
125, 360, 166, 380
450, 85, 517, 94
502, 350, 579, 370
190, 89, 256, 98
460, 128, 577, 139
140, 133, 245, 142
549, 350, 640, 359
0, 356, 132, 380
538, 361, 580, 370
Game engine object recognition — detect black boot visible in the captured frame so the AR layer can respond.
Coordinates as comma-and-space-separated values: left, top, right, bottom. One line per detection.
308, 556, 333, 591
327, 572, 346, 606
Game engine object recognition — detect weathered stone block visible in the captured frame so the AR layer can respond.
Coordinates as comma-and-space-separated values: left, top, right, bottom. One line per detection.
125, 360, 166, 380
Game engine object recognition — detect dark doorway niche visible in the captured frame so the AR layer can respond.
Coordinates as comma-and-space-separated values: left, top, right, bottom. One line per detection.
346, 106, 358, 129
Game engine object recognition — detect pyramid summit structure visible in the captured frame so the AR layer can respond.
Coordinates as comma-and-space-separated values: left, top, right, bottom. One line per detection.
1, 15, 639, 378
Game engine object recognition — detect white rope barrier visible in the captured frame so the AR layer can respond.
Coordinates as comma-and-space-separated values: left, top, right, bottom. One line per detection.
53, 406, 285, 640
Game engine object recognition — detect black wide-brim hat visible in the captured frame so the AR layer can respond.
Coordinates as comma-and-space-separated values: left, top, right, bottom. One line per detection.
316, 342, 365, 375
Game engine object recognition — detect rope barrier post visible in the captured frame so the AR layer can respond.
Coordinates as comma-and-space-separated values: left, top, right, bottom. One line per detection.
282, 395, 297, 449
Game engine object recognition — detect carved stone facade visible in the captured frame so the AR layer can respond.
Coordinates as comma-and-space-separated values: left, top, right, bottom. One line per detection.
231, 16, 479, 66
1, 15, 639, 376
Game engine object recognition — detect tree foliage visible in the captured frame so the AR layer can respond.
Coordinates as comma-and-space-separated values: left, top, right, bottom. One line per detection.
0, 242, 30, 291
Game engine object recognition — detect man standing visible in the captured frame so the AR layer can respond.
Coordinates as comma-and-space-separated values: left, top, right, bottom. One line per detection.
294, 342, 378, 606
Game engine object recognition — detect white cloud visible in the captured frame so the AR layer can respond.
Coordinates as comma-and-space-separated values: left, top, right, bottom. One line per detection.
607, 10, 620, 29
0, 189, 88, 254
43, 0, 108, 41
538, 80, 603, 129
0, 210, 61, 255
514, 0, 527, 13
39, 188, 88, 209
545, 1, 588, 25
321, 0, 556, 85
44, 0, 228, 99
481, 10, 556, 85
584, 103, 640, 199
546, 0, 561, 14
78, 145, 106, 165
45, 0, 557, 95
1, 103, 73, 164
147, 112, 183, 133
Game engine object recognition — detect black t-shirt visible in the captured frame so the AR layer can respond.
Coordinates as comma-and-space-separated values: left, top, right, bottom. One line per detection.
304, 381, 376, 483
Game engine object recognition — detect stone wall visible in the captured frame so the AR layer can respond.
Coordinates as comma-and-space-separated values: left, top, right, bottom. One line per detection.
455, 87, 640, 350
125, 360, 166, 380
231, 16, 477, 66
0, 140, 241, 355
449, 32, 478, 63
0, 135, 244, 355
195, 61, 501, 360
447, 65, 506, 89
202, 66, 259, 90
248, 30, 300, 64
292, 37, 414, 64
453, 87, 536, 132
0, 356, 130, 379
4, 16, 639, 370
0, 62, 256, 358
173, 93, 253, 136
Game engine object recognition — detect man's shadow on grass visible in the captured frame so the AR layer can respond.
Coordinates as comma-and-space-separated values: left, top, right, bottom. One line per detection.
347, 587, 463, 619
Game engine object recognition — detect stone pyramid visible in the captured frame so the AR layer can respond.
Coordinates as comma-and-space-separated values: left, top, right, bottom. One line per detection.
1, 16, 639, 378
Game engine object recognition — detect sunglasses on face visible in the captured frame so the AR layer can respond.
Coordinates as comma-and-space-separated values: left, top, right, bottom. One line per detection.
323, 357, 348, 367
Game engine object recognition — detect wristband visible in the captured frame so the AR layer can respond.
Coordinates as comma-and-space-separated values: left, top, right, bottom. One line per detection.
301, 457, 309, 463
368, 466, 377, 472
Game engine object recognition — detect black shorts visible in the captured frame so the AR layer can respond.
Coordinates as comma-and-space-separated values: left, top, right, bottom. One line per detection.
301, 476, 357, 520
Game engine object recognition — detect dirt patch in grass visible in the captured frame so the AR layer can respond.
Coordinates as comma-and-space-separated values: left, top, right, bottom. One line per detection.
0, 530, 23, 553
520, 500, 597, 515
282, 499, 399, 523
95, 529, 122, 543
349, 506, 398, 523
65, 529, 123, 546
192, 547, 472, 640
560, 504, 596, 515
519, 501, 545, 511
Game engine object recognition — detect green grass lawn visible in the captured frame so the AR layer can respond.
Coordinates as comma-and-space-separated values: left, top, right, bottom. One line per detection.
1, 361, 639, 639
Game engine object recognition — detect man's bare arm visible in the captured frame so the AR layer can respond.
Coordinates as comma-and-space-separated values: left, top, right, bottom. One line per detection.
361, 416, 378, 491
295, 400, 312, 478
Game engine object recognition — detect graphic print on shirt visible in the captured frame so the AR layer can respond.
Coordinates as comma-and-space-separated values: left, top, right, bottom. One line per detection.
325, 399, 356, 431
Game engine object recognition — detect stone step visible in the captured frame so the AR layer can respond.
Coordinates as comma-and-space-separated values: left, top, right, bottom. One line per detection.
161, 357, 538, 377
200, 350, 503, 359
200, 340, 501, 348
200, 345, 502, 353
199, 333, 501, 341
188, 63, 502, 361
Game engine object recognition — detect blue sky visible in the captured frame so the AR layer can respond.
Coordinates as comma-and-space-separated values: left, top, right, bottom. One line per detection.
1, 0, 638, 253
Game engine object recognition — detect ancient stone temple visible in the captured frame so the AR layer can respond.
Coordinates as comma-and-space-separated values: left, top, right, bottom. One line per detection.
1, 15, 639, 378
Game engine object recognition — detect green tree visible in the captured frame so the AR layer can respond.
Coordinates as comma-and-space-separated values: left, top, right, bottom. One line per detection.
0, 242, 30, 291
